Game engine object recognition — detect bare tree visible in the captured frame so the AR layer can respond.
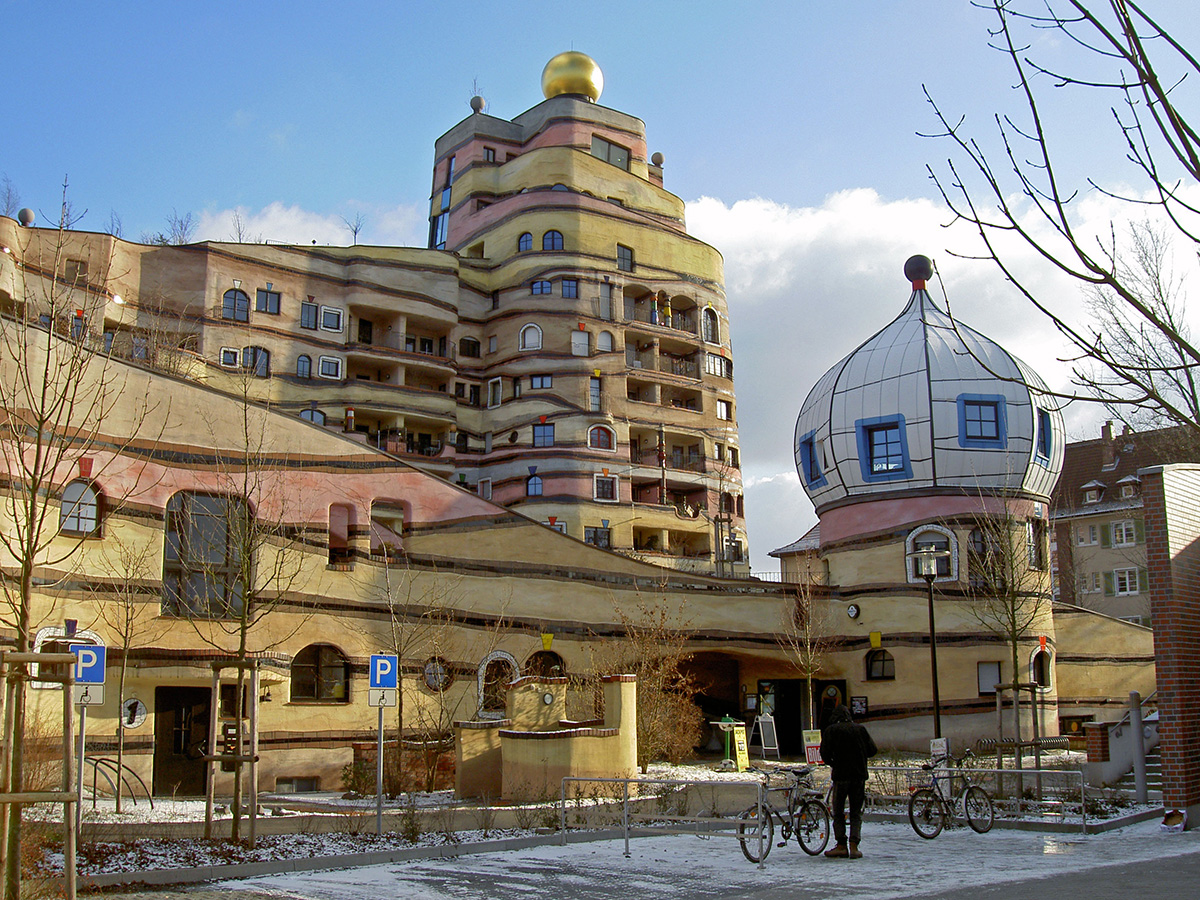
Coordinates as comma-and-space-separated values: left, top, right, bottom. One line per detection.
341, 213, 367, 246
925, 0, 1200, 433
229, 211, 263, 244
104, 210, 124, 239
1, 175, 19, 219
141, 209, 196, 246
775, 562, 834, 729
0, 183, 155, 900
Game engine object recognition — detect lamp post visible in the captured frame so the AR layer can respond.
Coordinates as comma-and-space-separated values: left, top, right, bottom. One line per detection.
908, 545, 951, 739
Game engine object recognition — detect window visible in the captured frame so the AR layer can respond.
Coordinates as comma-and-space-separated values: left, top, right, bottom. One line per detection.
705, 353, 733, 378
478, 479, 492, 501
255, 289, 281, 315
60, 481, 100, 536
299, 408, 326, 425
1035, 408, 1053, 461
423, 657, 453, 692
908, 527, 953, 580
526, 475, 543, 496
241, 346, 269, 377
430, 213, 448, 250
589, 425, 614, 450
589, 378, 602, 412
594, 475, 618, 502
460, 338, 481, 358
703, 308, 719, 343
290, 644, 350, 702
797, 432, 826, 489
1027, 519, 1048, 570
1111, 520, 1138, 547
957, 394, 1007, 448
533, 424, 555, 447
531, 280, 552, 295
479, 652, 518, 717
977, 661, 1002, 695
487, 377, 503, 408
300, 301, 318, 330
512, 377, 522, 399
1031, 650, 1052, 688
531, 374, 552, 389
584, 527, 612, 549
222, 289, 250, 322
571, 331, 589, 356
320, 307, 344, 333
561, 278, 578, 298
717, 400, 732, 421
488, 335, 498, 353
869, 424, 902, 473
597, 331, 614, 351
1110, 567, 1146, 596
856, 415, 912, 482
484, 147, 496, 163
865, 649, 895, 681
616, 244, 634, 272
1077, 524, 1098, 546
220, 347, 238, 367
1084, 487, 1101, 504
318, 356, 343, 379
591, 135, 631, 170
518, 232, 533, 252
543, 230, 564, 251
162, 493, 247, 619
71, 314, 86, 341
1076, 571, 1101, 594
296, 355, 312, 379
519, 324, 542, 351
63, 258, 89, 283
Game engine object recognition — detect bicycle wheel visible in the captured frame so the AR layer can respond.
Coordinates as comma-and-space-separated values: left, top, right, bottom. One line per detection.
737, 804, 774, 863
793, 799, 830, 855
908, 788, 945, 839
963, 785, 995, 834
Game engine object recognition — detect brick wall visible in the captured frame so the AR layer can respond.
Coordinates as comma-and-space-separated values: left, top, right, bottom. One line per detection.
1142, 464, 1200, 822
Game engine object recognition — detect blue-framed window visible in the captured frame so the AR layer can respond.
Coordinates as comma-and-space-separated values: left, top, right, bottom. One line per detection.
957, 394, 1007, 449
1035, 408, 1053, 463
855, 415, 912, 482
797, 430, 827, 489
533, 424, 555, 447
562, 279, 578, 298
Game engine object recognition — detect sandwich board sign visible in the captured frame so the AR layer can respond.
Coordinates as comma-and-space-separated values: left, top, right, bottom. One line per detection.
368, 654, 398, 708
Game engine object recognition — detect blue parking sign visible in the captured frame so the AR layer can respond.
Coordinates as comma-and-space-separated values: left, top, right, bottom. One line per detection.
369, 655, 398, 690
72, 645, 107, 685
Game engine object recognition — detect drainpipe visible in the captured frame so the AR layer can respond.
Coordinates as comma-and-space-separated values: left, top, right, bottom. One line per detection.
1130, 690, 1148, 804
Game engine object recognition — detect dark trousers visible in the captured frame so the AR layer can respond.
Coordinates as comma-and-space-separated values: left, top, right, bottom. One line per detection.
831, 779, 865, 844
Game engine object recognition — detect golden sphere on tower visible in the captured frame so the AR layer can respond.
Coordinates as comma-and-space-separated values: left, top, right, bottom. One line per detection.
541, 52, 604, 102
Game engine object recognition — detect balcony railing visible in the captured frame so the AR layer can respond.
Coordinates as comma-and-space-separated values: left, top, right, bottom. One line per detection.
623, 304, 699, 337
629, 449, 708, 473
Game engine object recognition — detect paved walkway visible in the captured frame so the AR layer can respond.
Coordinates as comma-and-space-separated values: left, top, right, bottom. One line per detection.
98, 820, 1200, 899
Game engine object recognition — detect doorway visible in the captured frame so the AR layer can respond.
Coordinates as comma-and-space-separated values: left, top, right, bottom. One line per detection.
153, 686, 210, 796
756, 678, 848, 754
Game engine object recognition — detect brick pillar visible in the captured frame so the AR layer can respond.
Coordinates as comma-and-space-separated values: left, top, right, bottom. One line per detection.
1142, 466, 1200, 826
1083, 722, 1110, 764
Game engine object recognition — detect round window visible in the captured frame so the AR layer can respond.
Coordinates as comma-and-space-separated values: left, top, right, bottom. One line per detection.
423, 657, 452, 692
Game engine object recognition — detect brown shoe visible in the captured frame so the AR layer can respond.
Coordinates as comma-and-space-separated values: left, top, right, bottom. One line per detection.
825, 843, 849, 858
848, 842, 862, 859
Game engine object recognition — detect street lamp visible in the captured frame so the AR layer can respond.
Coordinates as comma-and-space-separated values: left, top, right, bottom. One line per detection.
908, 545, 951, 739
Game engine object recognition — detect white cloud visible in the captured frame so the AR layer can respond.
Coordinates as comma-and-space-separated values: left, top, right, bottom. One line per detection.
194, 201, 426, 248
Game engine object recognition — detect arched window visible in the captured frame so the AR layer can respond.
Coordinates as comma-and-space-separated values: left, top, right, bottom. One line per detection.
526, 475, 543, 496
906, 525, 958, 582
1031, 649, 1052, 688
222, 289, 250, 322
299, 408, 326, 425
597, 331, 615, 351
703, 308, 719, 343
519, 324, 542, 351
866, 649, 895, 681
60, 480, 100, 536
478, 650, 518, 717
162, 493, 248, 619
589, 425, 615, 450
296, 355, 311, 379
543, 230, 564, 251
291, 644, 350, 702
525, 650, 565, 678
517, 232, 532, 252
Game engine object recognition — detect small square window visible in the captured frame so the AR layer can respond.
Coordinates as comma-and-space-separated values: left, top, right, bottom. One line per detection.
978, 661, 1002, 696
716, 400, 732, 421
220, 347, 238, 367
300, 302, 319, 330
318, 356, 343, 379
320, 307, 344, 333
256, 289, 281, 315
1084, 488, 1101, 504
531, 374, 552, 389
594, 475, 618, 502
856, 415, 912, 482
533, 424, 554, 447
584, 527, 612, 549
562, 279, 578, 299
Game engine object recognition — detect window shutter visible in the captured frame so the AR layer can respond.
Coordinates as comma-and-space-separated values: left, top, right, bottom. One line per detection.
1138, 567, 1150, 593
1134, 519, 1145, 544
1100, 526, 1112, 549
1103, 571, 1115, 596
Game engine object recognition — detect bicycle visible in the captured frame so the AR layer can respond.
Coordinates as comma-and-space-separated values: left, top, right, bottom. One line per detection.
907, 748, 995, 839
737, 765, 831, 862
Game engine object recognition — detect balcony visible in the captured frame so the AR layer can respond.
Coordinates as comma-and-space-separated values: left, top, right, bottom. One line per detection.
623, 303, 699, 338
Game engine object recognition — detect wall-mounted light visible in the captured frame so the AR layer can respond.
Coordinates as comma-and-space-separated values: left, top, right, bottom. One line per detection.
259, 686, 272, 703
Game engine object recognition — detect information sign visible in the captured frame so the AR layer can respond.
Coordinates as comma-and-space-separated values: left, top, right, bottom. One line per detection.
732, 724, 750, 772
803, 729, 823, 765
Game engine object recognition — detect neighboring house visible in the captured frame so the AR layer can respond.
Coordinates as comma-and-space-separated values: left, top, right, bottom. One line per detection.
1052, 422, 1200, 626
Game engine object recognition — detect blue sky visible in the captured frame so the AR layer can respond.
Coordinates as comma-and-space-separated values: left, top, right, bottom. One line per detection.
8, 1, 1199, 568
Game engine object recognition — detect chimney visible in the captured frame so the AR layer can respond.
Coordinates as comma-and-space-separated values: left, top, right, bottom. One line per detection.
1101, 420, 1115, 468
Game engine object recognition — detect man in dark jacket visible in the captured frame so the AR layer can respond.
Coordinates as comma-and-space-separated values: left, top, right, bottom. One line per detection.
819, 704, 877, 859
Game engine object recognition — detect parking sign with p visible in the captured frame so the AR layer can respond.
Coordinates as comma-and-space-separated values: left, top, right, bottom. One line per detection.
369, 654, 398, 707
71, 644, 106, 706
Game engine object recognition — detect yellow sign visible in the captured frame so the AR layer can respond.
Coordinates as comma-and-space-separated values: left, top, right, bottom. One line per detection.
541, 633, 553, 651
870, 631, 882, 649
733, 724, 751, 772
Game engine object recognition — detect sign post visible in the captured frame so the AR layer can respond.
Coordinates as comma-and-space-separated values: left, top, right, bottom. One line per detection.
368, 655, 398, 835
72, 644, 106, 836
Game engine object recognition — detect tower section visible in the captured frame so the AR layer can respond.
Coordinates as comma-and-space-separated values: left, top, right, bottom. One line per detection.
430, 54, 747, 576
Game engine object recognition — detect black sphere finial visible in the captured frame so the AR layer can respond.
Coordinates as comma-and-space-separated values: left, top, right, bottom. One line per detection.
904, 255, 934, 283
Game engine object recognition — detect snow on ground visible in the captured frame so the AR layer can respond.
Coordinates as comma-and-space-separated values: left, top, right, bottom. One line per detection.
210, 820, 1200, 900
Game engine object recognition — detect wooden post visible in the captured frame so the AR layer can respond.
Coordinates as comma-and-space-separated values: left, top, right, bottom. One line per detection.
204, 668, 220, 840
248, 665, 259, 848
